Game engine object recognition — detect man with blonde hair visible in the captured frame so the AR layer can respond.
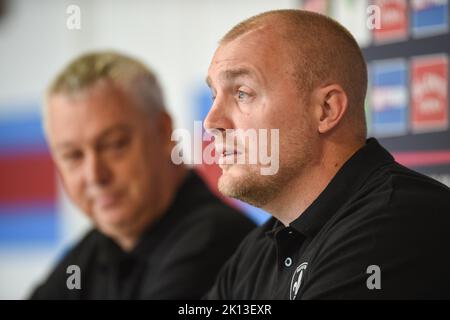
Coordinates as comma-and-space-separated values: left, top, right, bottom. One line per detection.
204, 10, 450, 299
31, 51, 255, 299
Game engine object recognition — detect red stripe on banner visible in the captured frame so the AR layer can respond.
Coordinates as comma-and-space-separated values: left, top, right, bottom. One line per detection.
0, 152, 56, 203
393, 150, 450, 167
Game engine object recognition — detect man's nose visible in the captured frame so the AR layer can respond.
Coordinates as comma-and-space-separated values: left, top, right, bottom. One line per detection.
84, 152, 112, 186
203, 95, 233, 132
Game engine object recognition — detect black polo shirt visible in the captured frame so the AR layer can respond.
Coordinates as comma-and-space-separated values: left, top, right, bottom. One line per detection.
30, 170, 255, 299
205, 138, 450, 299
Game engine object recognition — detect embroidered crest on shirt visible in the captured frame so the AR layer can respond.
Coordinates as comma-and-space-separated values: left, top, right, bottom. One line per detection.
290, 262, 308, 300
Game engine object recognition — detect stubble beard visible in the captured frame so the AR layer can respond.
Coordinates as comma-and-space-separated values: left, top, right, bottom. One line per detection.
218, 128, 314, 209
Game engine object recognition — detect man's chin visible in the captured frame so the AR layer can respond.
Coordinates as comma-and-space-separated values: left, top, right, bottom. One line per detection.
217, 174, 236, 198
217, 167, 272, 208
93, 210, 129, 234
217, 166, 247, 195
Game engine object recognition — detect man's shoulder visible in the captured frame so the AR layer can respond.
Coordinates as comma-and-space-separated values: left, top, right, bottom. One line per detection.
216, 217, 276, 261
63, 228, 103, 261
48, 228, 101, 274
387, 163, 450, 198
318, 161, 450, 252
384, 162, 446, 203
301, 163, 450, 298
29, 228, 100, 299
172, 199, 256, 249
162, 172, 257, 255
187, 199, 255, 229
352, 161, 450, 214
177, 171, 256, 229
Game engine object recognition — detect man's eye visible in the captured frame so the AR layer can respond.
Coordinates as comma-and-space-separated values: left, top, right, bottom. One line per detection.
104, 138, 130, 151
62, 151, 83, 163
237, 90, 250, 101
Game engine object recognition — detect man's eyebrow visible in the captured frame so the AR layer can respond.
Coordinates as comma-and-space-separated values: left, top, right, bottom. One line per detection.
55, 142, 76, 152
206, 68, 254, 87
97, 124, 132, 141
224, 68, 253, 80
55, 124, 132, 151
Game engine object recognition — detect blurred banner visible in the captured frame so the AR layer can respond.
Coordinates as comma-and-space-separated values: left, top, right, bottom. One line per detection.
0, 106, 57, 246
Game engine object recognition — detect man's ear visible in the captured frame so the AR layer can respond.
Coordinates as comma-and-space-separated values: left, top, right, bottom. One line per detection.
156, 111, 174, 154
158, 111, 173, 138
313, 84, 348, 134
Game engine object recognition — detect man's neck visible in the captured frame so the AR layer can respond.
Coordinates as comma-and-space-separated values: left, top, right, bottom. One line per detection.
264, 141, 364, 226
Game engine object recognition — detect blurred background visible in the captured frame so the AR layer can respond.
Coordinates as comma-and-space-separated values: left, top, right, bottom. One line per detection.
0, 0, 449, 299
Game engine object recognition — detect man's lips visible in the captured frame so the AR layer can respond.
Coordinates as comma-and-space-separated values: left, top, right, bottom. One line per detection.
93, 192, 122, 209
215, 144, 243, 155
218, 149, 243, 166
222, 150, 240, 157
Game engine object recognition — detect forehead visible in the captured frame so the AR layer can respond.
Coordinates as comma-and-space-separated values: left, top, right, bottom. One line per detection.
46, 82, 145, 145
208, 28, 287, 83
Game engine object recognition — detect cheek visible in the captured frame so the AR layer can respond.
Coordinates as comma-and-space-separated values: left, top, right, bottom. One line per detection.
60, 171, 87, 205
270, 108, 310, 156
117, 151, 156, 192
248, 95, 286, 129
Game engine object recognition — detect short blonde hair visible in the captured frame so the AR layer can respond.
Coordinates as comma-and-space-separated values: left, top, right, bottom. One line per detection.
46, 51, 165, 114
221, 10, 368, 140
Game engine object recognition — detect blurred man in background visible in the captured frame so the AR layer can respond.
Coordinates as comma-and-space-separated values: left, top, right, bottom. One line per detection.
204, 10, 450, 299
31, 51, 255, 299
